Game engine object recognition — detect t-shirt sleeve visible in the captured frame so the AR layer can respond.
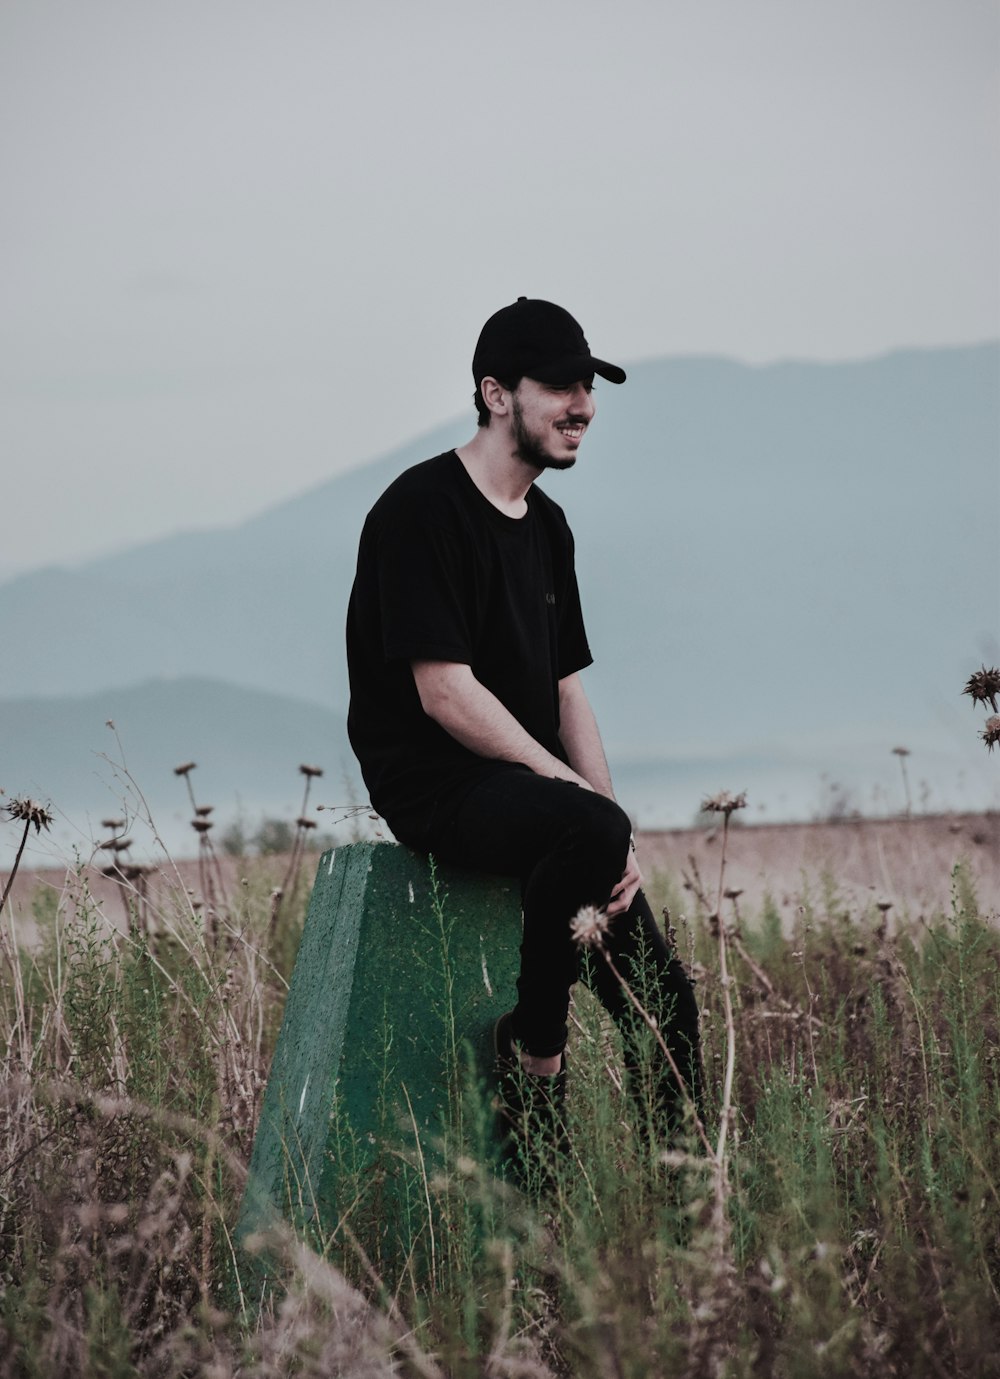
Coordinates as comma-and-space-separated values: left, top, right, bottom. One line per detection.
374, 506, 475, 666
557, 572, 593, 678
556, 528, 593, 679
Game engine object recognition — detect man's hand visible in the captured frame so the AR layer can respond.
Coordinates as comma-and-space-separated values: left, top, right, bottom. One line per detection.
606, 841, 643, 918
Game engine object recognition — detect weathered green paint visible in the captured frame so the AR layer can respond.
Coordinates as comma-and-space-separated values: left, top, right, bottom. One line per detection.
236, 841, 522, 1260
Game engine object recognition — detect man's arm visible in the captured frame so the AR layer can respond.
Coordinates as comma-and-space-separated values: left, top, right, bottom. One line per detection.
410, 660, 595, 791
557, 670, 615, 799
411, 659, 641, 915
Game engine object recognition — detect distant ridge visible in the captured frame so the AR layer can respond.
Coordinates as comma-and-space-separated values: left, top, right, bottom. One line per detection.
0, 677, 355, 856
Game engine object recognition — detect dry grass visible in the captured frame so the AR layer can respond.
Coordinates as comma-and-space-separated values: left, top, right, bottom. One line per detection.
1, 815, 999, 1376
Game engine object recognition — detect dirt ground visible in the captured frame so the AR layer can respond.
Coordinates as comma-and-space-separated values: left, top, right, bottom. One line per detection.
637, 811, 999, 929
2, 812, 997, 947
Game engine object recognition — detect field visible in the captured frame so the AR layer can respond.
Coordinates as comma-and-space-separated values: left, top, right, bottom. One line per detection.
1, 811, 998, 1376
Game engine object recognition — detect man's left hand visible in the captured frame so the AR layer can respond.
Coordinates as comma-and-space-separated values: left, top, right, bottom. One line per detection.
607, 844, 643, 918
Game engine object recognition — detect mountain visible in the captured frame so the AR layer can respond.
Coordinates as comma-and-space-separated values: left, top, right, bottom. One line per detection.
0, 418, 467, 708
2, 345, 998, 835
0, 677, 356, 858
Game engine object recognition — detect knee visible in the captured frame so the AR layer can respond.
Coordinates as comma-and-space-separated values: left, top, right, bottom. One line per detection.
565, 792, 633, 870
592, 792, 633, 848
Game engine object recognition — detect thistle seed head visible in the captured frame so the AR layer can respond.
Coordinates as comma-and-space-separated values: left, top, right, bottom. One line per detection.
981, 716, 1000, 753
891, 746, 910, 757
700, 790, 748, 818
570, 904, 610, 949
6, 798, 54, 833
174, 761, 197, 777
299, 764, 324, 778
191, 818, 213, 833
963, 666, 1000, 714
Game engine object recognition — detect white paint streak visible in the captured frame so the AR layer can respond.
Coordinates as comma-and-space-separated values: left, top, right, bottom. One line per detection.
298, 1074, 310, 1117
408, 881, 414, 904
481, 945, 493, 997
327, 850, 336, 876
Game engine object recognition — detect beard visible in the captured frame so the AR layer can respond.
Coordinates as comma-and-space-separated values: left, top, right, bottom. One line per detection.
511, 395, 577, 472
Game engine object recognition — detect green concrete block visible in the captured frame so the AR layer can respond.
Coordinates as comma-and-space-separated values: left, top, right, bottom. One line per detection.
236, 841, 522, 1264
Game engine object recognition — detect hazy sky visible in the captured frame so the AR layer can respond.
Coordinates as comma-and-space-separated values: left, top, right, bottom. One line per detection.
3, 0, 998, 578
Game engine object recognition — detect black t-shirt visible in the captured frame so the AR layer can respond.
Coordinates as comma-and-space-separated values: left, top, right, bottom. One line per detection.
345, 451, 593, 841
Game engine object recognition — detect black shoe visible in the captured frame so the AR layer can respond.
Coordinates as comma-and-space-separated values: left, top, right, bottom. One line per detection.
493, 1012, 570, 1191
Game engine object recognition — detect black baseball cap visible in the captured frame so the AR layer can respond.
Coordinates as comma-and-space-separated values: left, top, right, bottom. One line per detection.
473, 297, 626, 388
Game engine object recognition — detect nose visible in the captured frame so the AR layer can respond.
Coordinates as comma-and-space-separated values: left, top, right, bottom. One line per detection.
569, 382, 596, 418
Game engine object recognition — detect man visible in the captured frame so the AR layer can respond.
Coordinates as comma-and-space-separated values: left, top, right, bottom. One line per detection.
346, 297, 701, 1174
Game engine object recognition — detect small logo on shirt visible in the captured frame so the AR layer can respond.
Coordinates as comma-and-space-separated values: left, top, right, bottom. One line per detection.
545, 593, 556, 605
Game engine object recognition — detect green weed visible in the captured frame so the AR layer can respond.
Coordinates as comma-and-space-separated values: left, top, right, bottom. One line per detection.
1, 835, 998, 1376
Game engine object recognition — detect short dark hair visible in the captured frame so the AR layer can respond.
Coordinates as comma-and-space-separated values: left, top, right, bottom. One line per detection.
473, 376, 521, 428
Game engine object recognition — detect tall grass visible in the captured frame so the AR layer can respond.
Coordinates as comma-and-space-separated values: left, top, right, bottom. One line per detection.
1, 833, 998, 1376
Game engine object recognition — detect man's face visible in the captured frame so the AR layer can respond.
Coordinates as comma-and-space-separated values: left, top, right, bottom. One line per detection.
509, 376, 596, 472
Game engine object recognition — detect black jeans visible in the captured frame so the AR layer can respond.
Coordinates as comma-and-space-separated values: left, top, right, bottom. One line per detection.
404, 766, 703, 1120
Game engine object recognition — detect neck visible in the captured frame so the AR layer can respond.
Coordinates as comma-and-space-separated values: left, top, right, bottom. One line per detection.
455, 428, 539, 517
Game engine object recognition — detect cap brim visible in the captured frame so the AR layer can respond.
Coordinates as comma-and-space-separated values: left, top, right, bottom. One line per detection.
527, 354, 627, 386
592, 357, 627, 385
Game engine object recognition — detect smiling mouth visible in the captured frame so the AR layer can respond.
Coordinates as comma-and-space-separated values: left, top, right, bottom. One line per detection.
556, 423, 586, 442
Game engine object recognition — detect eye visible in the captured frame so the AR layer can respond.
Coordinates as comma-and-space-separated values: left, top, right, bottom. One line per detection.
550, 380, 594, 395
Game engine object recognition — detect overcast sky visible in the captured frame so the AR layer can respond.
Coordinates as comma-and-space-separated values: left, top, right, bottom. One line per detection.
3, 0, 998, 578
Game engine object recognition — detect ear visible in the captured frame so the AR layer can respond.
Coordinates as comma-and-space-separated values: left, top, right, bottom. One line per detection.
479, 376, 511, 419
